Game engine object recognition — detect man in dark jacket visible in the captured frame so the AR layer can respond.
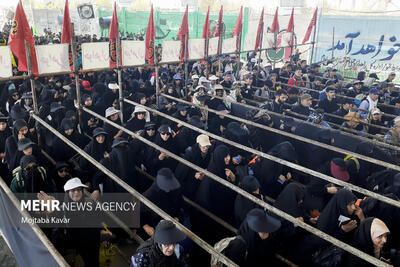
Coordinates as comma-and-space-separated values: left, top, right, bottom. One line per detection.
318, 87, 339, 113
291, 93, 314, 117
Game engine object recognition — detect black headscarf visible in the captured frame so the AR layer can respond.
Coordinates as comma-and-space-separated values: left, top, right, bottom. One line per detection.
234, 175, 262, 227
133, 237, 182, 267
342, 218, 378, 267
317, 189, 357, 238
142, 182, 185, 228
5, 120, 28, 170
0, 119, 11, 154
19, 155, 48, 193
252, 141, 297, 198
237, 212, 278, 266
274, 182, 305, 218
196, 145, 236, 223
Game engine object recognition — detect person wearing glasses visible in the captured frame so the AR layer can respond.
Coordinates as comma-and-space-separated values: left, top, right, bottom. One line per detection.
131, 220, 186, 267
145, 125, 179, 175
51, 161, 72, 193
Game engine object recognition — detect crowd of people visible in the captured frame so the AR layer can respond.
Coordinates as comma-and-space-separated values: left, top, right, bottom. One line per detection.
0, 30, 400, 267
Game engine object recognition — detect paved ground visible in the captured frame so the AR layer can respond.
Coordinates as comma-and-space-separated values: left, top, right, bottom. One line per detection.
0, 231, 17, 267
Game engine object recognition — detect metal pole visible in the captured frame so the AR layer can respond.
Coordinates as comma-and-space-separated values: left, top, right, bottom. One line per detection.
205, 33, 209, 78
290, 25, 294, 63
235, 32, 241, 80
24, 41, 38, 114
257, 22, 264, 71
71, 23, 83, 130
331, 26, 335, 59
116, 35, 124, 124
218, 31, 223, 73
310, 17, 317, 64
184, 34, 189, 98
154, 42, 160, 106
273, 30, 277, 69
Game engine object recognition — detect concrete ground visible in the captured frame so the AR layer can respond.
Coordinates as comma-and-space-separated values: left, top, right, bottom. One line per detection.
0, 230, 18, 267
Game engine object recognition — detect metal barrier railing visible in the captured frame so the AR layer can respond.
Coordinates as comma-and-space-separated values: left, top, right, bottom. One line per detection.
159, 93, 400, 172
32, 114, 238, 267
79, 103, 393, 267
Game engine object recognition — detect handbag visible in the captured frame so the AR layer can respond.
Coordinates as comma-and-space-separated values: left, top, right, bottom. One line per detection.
312, 245, 344, 267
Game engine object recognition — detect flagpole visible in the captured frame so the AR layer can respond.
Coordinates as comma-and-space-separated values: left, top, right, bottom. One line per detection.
273, 30, 277, 70
71, 23, 83, 130
257, 22, 264, 71
218, 34, 222, 73
24, 41, 38, 115
290, 25, 294, 63
331, 26, 335, 59
116, 35, 124, 124
310, 19, 317, 64
184, 34, 189, 98
235, 32, 241, 80
154, 45, 160, 106
205, 34, 209, 78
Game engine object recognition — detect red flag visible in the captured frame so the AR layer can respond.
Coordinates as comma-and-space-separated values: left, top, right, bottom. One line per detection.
8, 0, 38, 74
61, 0, 73, 70
145, 5, 156, 64
109, 2, 120, 67
232, 6, 243, 37
302, 8, 318, 44
287, 8, 294, 33
177, 5, 189, 62
202, 6, 210, 39
61, 0, 71, 43
232, 6, 243, 51
254, 8, 264, 52
214, 6, 223, 37
271, 7, 279, 33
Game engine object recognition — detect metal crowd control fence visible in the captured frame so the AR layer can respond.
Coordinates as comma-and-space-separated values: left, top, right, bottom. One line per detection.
278, 77, 399, 118
134, 166, 298, 267
79, 103, 393, 267
245, 93, 392, 132
1, 25, 397, 266
122, 98, 400, 210
32, 115, 238, 267
158, 93, 400, 173
207, 92, 400, 150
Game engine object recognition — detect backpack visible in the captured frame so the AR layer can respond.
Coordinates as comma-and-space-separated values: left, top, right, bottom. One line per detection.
354, 93, 366, 106
210, 236, 247, 267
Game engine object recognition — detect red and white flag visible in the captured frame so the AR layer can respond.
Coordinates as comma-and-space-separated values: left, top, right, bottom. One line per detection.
302, 8, 318, 44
